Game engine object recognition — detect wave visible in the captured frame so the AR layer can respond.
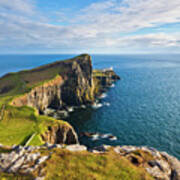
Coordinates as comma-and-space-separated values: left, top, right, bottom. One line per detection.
99, 93, 107, 99
92, 102, 103, 109
104, 102, 110, 106
110, 84, 115, 88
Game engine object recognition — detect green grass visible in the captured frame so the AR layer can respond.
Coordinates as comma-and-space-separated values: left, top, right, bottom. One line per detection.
39, 149, 154, 180
0, 148, 154, 180
0, 104, 70, 146
93, 70, 107, 77
0, 173, 34, 180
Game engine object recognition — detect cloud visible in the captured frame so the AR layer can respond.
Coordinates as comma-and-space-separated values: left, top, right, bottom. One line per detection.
73, 0, 180, 33
116, 33, 180, 47
0, 0, 35, 15
0, 0, 180, 53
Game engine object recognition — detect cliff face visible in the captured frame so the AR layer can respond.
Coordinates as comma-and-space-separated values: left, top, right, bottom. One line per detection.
92, 69, 120, 96
12, 76, 64, 113
11, 54, 94, 113
41, 123, 79, 145
60, 55, 94, 106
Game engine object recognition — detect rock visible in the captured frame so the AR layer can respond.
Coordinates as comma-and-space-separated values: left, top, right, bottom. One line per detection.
161, 152, 180, 180
55, 110, 69, 119
128, 154, 143, 166
41, 123, 79, 145
24, 146, 36, 152
35, 177, 45, 180
92, 145, 111, 152
37, 156, 49, 164
114, 146, 122, 154
7, 155, 25, 173
148, 160, 171, 174
146, 167, 169, 180
65, 144, 87, 152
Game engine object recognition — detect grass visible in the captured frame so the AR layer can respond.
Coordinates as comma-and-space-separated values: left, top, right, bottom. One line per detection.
0, 104, 70, 146
36, 149, 154, 180
0, 148, 154, 180
0, 54, 91, 146
0, 173, 34, 180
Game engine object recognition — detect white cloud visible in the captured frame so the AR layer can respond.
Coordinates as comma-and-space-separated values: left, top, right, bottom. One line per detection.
0, 0, 180, 53
0, 0, 35, 15
112, 33, 180, 48
73, 0, 180, 33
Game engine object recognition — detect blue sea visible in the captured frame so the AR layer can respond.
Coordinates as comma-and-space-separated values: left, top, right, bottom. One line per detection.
1, 54, 180, 159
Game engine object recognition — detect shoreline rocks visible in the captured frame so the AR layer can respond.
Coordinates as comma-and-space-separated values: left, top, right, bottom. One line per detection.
80, 132, 118, 141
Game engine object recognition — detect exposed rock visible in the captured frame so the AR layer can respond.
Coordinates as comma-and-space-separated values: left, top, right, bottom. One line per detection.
65, 144, 87, 152
41, 123, 79, 145
0, 144, 180, 180
161, 152, 180, 180
113, 145, 180, 180
92, 145, 111, 152
0, 146, 46, 175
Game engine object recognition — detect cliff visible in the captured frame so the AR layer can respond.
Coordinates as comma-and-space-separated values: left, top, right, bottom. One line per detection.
0, 54, 119, 147
8, 54, 94, 113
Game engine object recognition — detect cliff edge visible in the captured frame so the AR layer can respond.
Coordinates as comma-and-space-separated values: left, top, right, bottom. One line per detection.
0, 54, 119, 147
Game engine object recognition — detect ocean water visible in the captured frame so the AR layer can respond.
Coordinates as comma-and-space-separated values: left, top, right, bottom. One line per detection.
1, 54, 180, 159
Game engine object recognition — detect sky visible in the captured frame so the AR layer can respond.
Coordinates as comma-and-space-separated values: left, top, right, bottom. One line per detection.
0, 0, 180, 54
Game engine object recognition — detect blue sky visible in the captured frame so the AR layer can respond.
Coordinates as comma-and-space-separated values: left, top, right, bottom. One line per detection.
0, 0, 180, 54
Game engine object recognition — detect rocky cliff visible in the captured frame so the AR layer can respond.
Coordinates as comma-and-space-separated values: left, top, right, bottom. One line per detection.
10, 54, 95, 114
41, 122, 79, 145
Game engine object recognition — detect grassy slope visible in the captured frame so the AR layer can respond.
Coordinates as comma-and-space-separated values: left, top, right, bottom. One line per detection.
0, 149, 154, 180
39, 149, 154, 180
45, 152, 151, 180
0, 54, 90, 146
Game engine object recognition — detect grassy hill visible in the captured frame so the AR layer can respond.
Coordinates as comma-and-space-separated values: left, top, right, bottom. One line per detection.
0, 54, 91, 146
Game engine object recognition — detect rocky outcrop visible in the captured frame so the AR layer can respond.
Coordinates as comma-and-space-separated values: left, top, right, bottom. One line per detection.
0, 144, 180, 180
92, 68, 120, 96
41, 123, 79, 145
113, 146, 180, 180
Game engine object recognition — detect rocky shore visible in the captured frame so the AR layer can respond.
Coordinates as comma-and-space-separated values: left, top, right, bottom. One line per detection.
0, 143, 180, 180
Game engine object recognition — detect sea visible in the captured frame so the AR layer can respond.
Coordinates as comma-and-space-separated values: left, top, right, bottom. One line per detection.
1, 54, 180, 159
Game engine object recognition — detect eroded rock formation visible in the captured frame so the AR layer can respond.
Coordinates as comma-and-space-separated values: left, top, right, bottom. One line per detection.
41, 123, 79, 145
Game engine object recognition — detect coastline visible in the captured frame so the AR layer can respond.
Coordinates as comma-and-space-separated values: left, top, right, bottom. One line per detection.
0, 54, 180, 180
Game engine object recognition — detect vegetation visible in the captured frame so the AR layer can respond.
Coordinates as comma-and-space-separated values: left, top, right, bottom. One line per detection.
0, 173, 34, 180
32, 148, 153, 180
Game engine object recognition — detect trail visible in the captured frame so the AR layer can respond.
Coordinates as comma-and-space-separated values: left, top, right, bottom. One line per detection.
0, 104, 5, 121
